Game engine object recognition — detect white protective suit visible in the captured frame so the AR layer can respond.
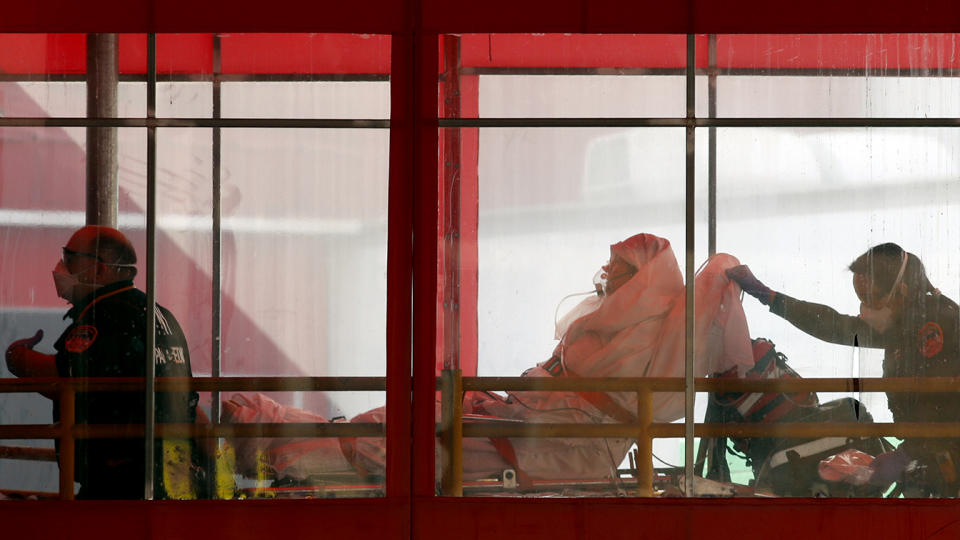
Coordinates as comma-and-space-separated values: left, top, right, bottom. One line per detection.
222, 233, 754, 484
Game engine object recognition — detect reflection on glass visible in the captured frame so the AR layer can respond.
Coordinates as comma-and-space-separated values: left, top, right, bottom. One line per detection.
219, 128, 388, 384
215, 127, 389, 497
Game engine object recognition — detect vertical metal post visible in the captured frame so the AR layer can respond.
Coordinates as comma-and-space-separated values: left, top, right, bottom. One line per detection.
211, 33, 223, 436
707, 34, 718, 257
440, 35, 462, 373
411, 32, 442, 500
144, 32, 157, 501
209, 34, 224, 500
439, 34, 464, 496
439, 368, 463, 496
385, 30, 417, 499
684, 33, 697, 498
694, 35, 720, 478
58, 384, 75, 500
85, 33, 119, 227
636, 388, 653, 497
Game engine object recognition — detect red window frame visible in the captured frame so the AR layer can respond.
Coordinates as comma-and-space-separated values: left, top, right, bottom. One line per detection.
2, 1, 960, 539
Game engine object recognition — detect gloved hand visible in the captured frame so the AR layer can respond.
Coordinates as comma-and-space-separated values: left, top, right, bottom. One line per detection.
5, 329, 45, 377
725, 265, 774, 305
6, 329, 43, 362
868, 448, 913, 487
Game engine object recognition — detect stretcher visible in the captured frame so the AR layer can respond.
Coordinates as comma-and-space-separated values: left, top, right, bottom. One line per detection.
218, 235, 758, 496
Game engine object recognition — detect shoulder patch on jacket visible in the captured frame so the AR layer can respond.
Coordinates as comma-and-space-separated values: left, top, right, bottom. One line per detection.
918, 321, 944, 358
65, 325, 98, 353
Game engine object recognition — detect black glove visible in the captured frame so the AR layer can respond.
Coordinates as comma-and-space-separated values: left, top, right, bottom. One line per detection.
868, 448, 912, 488
725, 265, 774, 306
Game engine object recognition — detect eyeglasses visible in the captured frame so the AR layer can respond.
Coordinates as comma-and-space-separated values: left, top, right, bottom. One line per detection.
61, 247, 104, 265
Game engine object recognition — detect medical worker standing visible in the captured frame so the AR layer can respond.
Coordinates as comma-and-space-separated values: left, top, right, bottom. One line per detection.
5, 225, 199, 499
727, 243, 960, 496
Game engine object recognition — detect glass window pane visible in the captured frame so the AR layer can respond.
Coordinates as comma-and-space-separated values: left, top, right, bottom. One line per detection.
157, 82, 212, 118
445, 34, 687, 119
0, 34, 146, 118
708, 126, 960, 497
220, 34, 391, 119
208, 127, 389, 497
0, 126, 146, 498
438, 124, 705, 497
222, 81, 390, 119
156, 34, 213, 118
0, 32, 391, 501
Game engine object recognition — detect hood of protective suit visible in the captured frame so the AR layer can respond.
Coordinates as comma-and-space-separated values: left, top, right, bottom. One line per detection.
558, 234, 754, 395
563, 234, 682, 348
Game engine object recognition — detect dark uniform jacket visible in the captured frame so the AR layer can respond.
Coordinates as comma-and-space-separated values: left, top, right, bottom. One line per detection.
768, 291, 960, 460
53, 280, 198, 499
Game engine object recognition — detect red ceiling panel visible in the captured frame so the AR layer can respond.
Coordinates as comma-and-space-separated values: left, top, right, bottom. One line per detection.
220, 34, 391, 74
459, 34, 687, 69
0, 33, 390, 75
714, 34, 960, 70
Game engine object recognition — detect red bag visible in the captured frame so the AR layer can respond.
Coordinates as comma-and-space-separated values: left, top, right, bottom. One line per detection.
714, 338, 819, 424
818, 448, 875, 485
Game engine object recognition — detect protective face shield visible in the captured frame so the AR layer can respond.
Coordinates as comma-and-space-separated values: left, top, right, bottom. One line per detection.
858, 252, 908, 334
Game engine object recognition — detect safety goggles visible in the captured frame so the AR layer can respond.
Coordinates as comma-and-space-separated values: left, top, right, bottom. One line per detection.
61, 247, 105, 265
62, 246, 137, 270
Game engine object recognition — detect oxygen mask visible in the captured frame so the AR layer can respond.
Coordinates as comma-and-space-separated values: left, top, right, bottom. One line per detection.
592, 269, 607, 296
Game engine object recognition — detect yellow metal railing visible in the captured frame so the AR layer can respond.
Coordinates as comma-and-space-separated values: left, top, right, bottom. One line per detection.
4, 374, 960, 499
0, 377, 385, 499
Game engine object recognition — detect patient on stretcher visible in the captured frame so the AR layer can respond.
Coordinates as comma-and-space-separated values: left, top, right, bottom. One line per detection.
221, 233, 756, 487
